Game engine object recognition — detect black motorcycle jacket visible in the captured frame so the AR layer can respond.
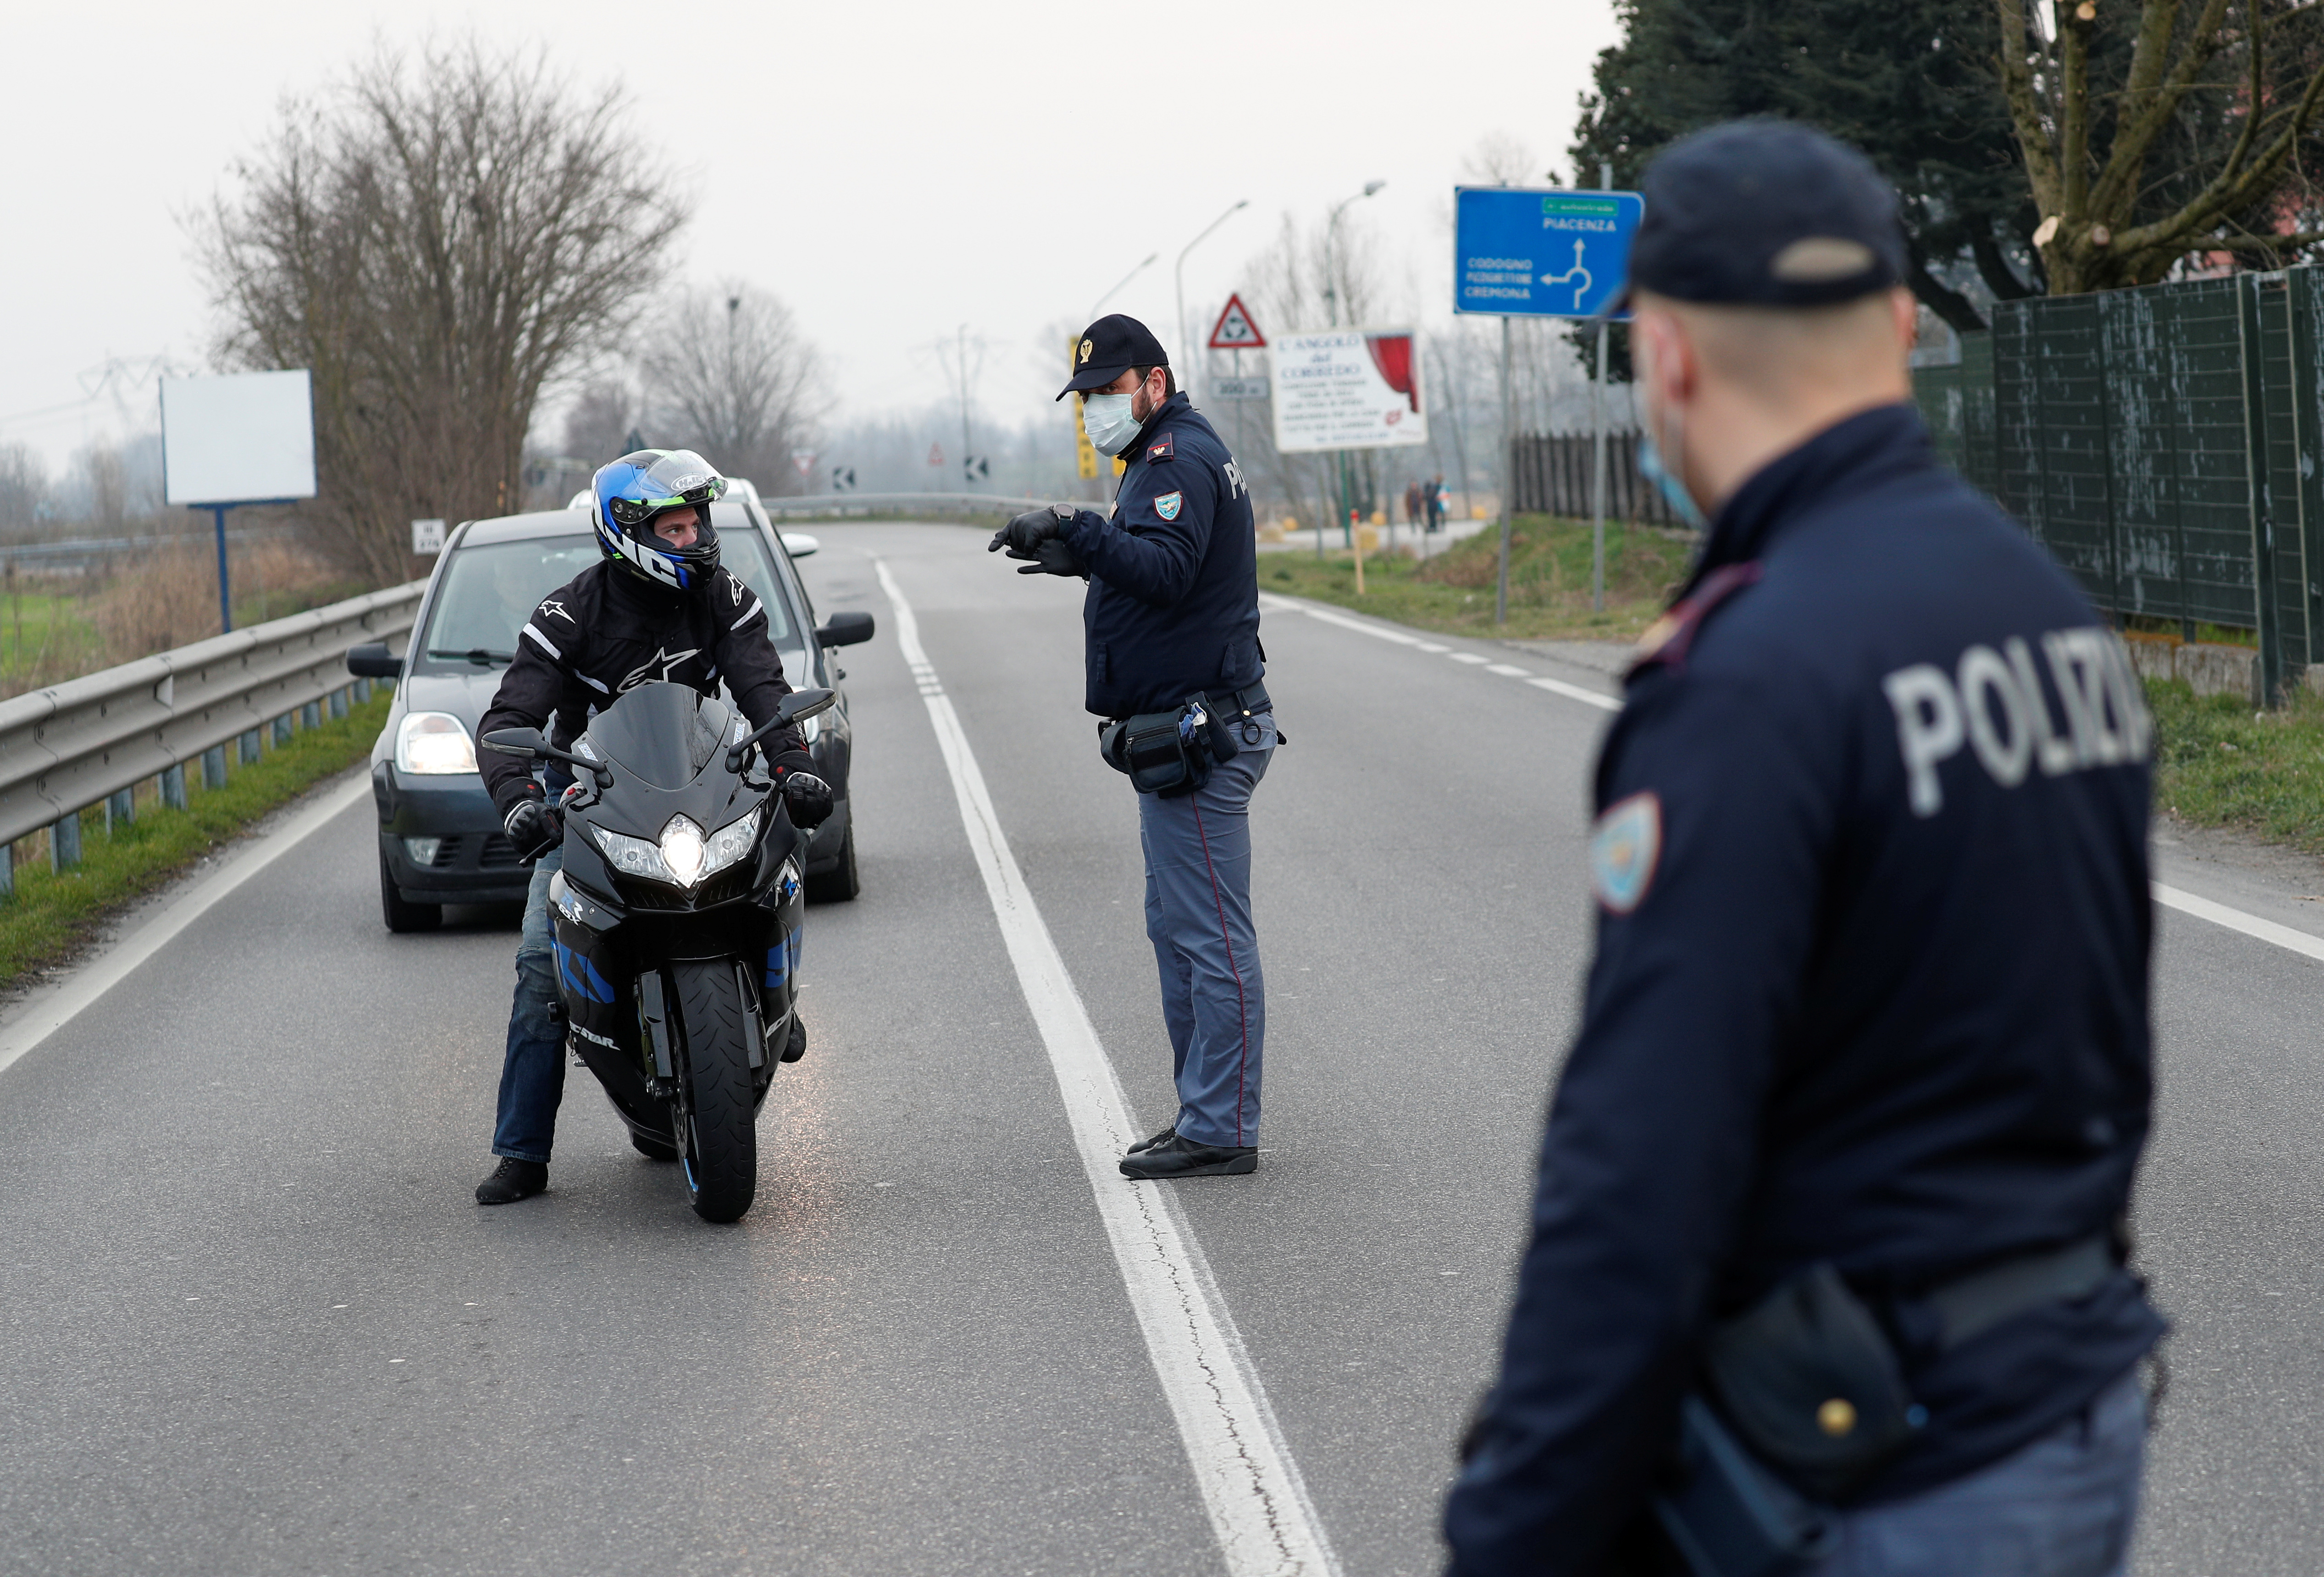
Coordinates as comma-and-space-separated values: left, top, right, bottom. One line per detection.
477, 560, 807, 816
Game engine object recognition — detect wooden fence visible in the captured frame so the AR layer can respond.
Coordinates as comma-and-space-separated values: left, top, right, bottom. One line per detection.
1505, 431, 1683, 526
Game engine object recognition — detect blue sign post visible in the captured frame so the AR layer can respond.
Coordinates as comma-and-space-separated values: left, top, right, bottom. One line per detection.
1453, 183, 1644, 617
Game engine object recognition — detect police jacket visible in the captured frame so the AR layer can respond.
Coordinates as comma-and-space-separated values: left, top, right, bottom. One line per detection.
1443, 404, 2162, 1574
1060, 391, 1262, 717
476, 559, 806, 817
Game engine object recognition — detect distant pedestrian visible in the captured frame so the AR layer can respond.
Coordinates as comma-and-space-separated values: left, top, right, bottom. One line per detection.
1405, 479, 1424, 533
1444, 121, 2160, 1577
988, 313, 1277, 1180
1427, 475, 1447, 533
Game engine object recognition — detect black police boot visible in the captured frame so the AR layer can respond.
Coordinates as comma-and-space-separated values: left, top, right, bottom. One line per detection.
1126, 1125, 1177, 1155
475, 1158, 548, 1205
1119, 1133, 1257, 1179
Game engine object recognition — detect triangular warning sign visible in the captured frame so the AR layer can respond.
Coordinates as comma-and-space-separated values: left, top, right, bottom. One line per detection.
1208, 293, 1267, 350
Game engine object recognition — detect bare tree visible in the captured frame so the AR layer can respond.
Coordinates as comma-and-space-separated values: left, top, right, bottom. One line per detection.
198, 38, 684, 583
641, 282, 827, 496
559, 381, 638, 467
0, 444, 48, 535
1997, 0, 2324, 291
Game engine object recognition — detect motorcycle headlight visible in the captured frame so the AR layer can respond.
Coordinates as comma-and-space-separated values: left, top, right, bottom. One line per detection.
700, 807, 761, 878
595, 809, 760, 891
396, 712, 476, 774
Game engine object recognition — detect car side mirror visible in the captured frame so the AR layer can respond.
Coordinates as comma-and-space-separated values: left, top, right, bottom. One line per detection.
481, 727, 545, 758
347, 642, 404, 679
815, 611, 875, 649
778, 688, 837, 726
781, 532, 821, 558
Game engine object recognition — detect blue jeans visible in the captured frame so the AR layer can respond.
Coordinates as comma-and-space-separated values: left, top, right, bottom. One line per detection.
492, 849, 565, 1164
1137, 712, 1275, 1149
1809, 1368, 2147, 1577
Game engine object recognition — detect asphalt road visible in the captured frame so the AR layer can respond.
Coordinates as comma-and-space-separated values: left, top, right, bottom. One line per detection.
0, 518, 2319, 1574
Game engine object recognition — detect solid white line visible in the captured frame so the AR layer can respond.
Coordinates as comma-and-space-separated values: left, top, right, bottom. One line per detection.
874, 559, 1340, 1577
0, 774, 371, 1083
2155, 882, 2324, 963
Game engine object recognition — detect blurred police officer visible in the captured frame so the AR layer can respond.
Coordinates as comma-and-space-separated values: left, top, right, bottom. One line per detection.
990, 314, 1275, 1179
1444, 122, 2162, 1575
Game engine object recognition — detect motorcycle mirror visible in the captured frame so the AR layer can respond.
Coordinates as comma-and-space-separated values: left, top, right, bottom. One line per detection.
779, 688, 837, 725
481, 727, 545, 758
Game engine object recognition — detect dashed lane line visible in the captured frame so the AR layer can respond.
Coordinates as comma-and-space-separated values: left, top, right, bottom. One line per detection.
875, 559, 1342, 1577
2153, 883, 2324, 963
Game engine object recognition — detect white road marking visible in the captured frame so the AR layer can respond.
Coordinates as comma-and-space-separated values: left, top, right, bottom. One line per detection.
1448, 652, 1492, 666
1527, 676, 1624, 712
875, 559, 1341, 1577
2155, 883, 2324, 963
1485, 663, 1532, 677
0, 775, 372, 1083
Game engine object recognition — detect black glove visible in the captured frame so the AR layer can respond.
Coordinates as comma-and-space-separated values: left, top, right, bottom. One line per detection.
990, 504, 1079, 557
772, 750, 834, 828
1007, 537, 1085, 577
503, 795, 561, 861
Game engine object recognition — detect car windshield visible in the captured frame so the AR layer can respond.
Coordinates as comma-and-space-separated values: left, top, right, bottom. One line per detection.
414, 509, 796, 670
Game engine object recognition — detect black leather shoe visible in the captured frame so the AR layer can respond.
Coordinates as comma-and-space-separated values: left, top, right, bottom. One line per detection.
476, 1158, 548, 1205
1119, 1133, 1256, 1179
1126, 1125, 1176, 1155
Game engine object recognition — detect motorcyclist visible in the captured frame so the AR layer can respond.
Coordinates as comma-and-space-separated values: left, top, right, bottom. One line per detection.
470, 448, 832, 1206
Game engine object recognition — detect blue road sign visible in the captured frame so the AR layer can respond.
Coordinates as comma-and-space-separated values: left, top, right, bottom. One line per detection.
1454, 187, 1644, 320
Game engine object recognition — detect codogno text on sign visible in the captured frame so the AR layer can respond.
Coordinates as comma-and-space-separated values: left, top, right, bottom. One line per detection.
1269, 329, 1428, 454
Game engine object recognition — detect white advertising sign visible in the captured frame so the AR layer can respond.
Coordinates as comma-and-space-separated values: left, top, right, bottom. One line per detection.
1269, 329, 1428, 454
160, 371, 318, 506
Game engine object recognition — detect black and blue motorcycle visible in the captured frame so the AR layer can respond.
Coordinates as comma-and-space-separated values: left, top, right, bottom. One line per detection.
483, 680, 834, 1222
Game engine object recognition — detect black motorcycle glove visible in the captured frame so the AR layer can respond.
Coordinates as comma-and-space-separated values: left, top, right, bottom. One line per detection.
989, 504, 1081, 558
503, 794, 561, 861
1006, 537, 1086, 578
772, 751, 834, 829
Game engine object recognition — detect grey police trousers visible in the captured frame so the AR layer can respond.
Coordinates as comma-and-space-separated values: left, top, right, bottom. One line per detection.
1807, 1366, 2146, 1577
1137, 711, 1276, 1149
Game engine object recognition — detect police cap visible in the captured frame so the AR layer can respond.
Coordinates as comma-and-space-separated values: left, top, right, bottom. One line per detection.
1058, 314, 1170, 400
1617, 120, 1906, 312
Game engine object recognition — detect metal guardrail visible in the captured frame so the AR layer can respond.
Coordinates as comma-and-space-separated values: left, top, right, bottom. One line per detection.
0, 527, 297, 569
0, 581, 424, 853
757, 492, 1060, 520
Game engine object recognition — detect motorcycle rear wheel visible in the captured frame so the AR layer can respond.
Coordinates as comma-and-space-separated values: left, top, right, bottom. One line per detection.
670, 959, 758, 1222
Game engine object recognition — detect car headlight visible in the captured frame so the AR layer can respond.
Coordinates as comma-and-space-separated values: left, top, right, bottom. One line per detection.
396, 712, 477, 774
595, 809, 760, 890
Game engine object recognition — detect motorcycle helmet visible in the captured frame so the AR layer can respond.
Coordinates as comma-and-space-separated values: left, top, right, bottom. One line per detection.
591, 449, 725, 592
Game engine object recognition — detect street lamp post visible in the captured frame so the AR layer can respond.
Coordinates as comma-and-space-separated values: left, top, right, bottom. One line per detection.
1175, 200, 1248, 403
1090, 253, 1160, 323
1320, 180, 1385, 556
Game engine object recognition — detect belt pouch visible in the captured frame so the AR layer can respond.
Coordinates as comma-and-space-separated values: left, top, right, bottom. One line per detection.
1098, 700, 1218, 796
1654, 1398, 1840, 1577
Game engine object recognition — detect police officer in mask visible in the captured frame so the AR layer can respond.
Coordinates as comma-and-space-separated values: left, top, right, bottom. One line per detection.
1443, 122, 2162, 1575
990, 314, 1276, 1180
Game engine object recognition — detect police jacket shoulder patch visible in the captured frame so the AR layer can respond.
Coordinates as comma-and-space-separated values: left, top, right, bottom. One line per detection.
1155, 491, 1184, 521
1590, 791, 1661, 913
1630, 561, 1765, 678
1146, 433, 1174, 463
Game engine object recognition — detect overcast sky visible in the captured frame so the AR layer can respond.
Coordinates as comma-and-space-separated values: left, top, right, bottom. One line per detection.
7, 0, 1618, 472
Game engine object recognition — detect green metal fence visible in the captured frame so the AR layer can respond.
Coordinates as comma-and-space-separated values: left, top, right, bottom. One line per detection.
1913, 268, 2324, 699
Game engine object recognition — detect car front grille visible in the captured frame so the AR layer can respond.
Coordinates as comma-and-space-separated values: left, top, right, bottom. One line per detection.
479, 833, 525, 869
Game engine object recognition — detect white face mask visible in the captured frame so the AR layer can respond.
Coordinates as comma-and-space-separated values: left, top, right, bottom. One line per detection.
1080, 390, 1141, 456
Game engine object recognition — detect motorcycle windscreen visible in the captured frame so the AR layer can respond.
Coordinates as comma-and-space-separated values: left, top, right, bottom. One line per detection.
583, 681, 736, 790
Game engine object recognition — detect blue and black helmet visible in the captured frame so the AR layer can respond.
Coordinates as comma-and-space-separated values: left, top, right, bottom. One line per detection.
591, 449, 725, 592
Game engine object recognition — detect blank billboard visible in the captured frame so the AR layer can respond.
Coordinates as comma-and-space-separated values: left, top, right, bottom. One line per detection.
160, 371, 317, 506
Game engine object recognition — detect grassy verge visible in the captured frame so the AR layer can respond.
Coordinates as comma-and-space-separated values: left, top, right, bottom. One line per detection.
2148, 678, 2324, 856
0, 691, 389, 988
1260, 514, 1696, 644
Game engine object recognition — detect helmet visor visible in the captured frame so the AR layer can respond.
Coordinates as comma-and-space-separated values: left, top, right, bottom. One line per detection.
607, 450, 728, 527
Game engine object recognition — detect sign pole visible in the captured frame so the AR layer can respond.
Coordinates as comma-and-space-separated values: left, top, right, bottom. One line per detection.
1591, 161, 1612, 616
210, 504, 232, 633
1496, 314, 1513, 625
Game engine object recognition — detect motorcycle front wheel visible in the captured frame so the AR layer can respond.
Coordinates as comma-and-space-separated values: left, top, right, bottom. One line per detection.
669, 958, 759, 1222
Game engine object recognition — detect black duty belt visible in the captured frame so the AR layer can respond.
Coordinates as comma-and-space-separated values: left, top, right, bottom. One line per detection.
1926, 1231, 2117, 1351
1206, 680, 1271, 719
